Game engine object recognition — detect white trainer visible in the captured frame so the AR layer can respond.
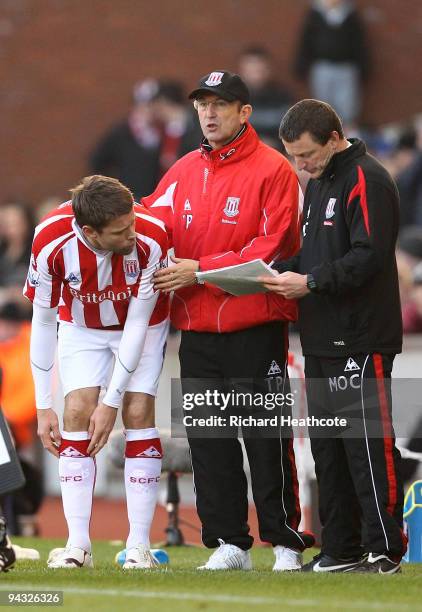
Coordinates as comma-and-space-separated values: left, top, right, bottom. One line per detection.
197, 539, 252, 570
273, 545, 302, 571
12, 544, 40, 561
47, 546, 93, 569
123, 545, 159, 570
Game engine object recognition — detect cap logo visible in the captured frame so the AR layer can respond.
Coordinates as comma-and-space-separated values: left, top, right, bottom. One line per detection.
205, 72, 224, 86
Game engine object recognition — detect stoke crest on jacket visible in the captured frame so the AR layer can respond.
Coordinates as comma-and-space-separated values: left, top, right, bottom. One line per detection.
224, 197, 240, 218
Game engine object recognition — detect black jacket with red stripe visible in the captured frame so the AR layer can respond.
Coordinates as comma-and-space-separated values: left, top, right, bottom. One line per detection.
275, 139, 403, 357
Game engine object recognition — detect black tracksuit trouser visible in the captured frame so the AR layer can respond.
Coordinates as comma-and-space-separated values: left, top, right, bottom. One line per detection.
304, 353, 405, 558
179, 321, 305, 551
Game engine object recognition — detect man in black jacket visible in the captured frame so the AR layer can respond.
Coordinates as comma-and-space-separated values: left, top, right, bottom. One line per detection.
261, 99, 405, 574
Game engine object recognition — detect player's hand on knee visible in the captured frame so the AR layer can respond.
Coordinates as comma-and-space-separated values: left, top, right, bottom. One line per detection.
37, 408, 61, 458
87, 403, 117, 456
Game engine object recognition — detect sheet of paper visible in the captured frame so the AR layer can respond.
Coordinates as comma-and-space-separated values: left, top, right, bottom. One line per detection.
196, 259, 278, 296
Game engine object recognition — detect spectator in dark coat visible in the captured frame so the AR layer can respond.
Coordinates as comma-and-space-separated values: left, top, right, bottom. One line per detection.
238, 46, 295, 149
89, 79, 162, 199
293, 0, 369, 127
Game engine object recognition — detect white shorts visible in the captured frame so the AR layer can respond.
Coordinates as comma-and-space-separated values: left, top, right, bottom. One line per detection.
57, 318, 169, 398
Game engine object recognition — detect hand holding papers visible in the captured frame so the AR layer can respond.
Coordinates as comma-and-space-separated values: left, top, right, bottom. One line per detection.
196, 259, 278, 296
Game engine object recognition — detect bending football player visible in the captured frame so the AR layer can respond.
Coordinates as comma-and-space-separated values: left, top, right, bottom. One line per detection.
24, 176, 169, 569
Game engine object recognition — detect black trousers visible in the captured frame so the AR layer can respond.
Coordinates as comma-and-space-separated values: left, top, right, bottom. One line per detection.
304, 353, 405, 558
179, 321, 305, 551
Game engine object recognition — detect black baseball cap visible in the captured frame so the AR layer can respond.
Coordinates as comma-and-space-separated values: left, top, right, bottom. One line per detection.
188, 70, 250, 105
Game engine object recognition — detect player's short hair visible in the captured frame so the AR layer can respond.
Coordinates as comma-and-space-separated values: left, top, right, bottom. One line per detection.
279, 99, 344, 145
71, 175, 134, 231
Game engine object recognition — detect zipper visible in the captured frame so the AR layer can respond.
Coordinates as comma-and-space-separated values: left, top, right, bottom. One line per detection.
203, 167, 209, 194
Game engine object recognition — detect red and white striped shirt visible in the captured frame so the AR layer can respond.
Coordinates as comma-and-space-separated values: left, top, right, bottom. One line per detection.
24, 202, 168, 329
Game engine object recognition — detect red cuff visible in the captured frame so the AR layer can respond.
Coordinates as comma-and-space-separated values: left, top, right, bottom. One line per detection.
125, 438, 163, 459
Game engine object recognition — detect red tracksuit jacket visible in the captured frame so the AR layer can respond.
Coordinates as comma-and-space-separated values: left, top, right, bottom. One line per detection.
143, 123, 301, 333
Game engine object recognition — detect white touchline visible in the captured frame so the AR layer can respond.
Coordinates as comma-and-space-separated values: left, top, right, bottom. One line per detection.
0, 586, 415, 610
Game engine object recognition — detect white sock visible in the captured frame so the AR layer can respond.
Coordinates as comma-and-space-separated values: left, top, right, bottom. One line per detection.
124, 428, 162, 549
59, 431, 95, 553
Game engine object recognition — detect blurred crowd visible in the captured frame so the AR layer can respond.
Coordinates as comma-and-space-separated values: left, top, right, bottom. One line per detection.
0, 0, 421, 532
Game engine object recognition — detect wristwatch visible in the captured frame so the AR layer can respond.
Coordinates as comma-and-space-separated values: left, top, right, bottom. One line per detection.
195, 265, 205, 285
306, 273, 318, 293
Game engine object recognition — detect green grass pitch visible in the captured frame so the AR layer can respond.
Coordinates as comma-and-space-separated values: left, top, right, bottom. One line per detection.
0, 538, 420, 612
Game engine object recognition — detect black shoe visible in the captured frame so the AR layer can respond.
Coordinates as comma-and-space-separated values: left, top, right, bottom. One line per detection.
302, 552, 363, 573
346, 552, 401, 575
0, 517, 15, 572
299, 531, 316, 549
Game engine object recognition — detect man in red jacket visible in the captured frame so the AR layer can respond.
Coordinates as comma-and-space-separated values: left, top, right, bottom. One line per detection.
144, 71, 314, 570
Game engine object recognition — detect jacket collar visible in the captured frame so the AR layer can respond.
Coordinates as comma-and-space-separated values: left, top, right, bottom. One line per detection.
318, 138, 366, 180
200, 122, 260, 165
